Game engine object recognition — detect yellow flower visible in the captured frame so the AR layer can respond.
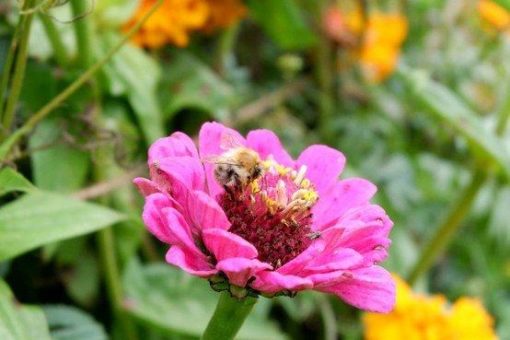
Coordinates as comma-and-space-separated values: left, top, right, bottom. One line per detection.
363, 276, 498, 340
478, 0, 510, 31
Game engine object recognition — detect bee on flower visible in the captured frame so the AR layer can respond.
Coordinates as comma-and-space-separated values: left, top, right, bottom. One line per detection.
134, 122, 395, 312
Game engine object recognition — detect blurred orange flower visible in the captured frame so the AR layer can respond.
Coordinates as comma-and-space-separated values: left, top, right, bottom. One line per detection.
125, 0, 247, 48
478, 0, 510, 31
324, 8, 408, 83
202, 0, 247, 33
363, 276, 498, 340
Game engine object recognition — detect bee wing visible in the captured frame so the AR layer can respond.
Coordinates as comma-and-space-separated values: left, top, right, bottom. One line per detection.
219, 132, 245, 151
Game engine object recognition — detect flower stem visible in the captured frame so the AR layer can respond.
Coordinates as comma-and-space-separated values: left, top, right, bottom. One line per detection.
0, 0, 36, 138
314, 4, 335, 143
39, 13, 68, 66
70, 0, 93, 68
201, 292, 257, 340
0, 0, 164, 161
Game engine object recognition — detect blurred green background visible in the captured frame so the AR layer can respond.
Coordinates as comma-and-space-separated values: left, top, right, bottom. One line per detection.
1, 0, 510, 339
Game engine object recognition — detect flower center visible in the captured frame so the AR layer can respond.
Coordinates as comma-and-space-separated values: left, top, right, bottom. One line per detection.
218, 157, 319, 269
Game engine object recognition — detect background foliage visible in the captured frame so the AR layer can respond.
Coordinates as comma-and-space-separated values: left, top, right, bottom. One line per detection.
1, 0, 510, 339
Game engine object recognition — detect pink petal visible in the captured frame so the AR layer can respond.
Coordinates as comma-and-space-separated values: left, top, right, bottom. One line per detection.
133, 178, 159, 197
148, 132, 199, 164
156, 156, 205, 192
142, 193, 179, 244
203, 229, 258, 261
317, 266, 395, 313
339, 223, 392, 265
246, 129, 294, 166
305, 247, 364, 273
198, 122, 246, 199
162, 207, 198, 251
165, 246, 217, 278
186, 191, 230, 233
296, 145, 346, 195
149, 156, 205, 206
313, 178, 377, 230
252, 271, 313, 293
277, 241, 326, 275
216, 258, 272, 287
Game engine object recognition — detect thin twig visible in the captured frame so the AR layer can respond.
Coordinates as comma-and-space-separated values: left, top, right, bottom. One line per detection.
71, 165, 146, 200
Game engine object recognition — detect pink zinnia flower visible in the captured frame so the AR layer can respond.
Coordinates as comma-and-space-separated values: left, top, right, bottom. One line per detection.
134, 122, 395, 312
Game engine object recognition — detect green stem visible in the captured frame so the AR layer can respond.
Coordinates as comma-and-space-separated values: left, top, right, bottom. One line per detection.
39, 14, 68, 66
407, 170, 486, 284
315, 4, 335, 143
97, 226, 137, 340
407, 78, 510, 285
1, 0, 36, 137
70, 0, 94, 68
0, 14, 23, 126
201, 292, 257, 340
215, 23, 240, 76
0, 0, 164, 161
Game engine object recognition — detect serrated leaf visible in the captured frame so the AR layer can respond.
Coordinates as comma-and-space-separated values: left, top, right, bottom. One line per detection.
399, 67, 510, 179
247, 0, 317, 50
123, 261, 285, 340
161, 52, 234, 121
0, 279, 51, 340
0, 167, 35, 197
43, 305, 107, 340
0, 192, 125, 261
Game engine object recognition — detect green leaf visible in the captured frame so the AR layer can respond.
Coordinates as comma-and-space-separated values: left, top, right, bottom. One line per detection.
0, 167, 35, 197
94, 0, 140, 28
247, 0, 317, 50
123, 261, 285, 340
43, 305, 107, 340
161, 52, 235, 121
0, 192, 125, 261
399, 67, 510, 179
29, 118, 90, 193
493, 0, 510, 11
100, 32, 164, 143
0, 279, 51, 340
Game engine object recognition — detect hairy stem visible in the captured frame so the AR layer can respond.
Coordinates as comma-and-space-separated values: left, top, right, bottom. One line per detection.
201, 292, 257, 340
1, 0, 36, 138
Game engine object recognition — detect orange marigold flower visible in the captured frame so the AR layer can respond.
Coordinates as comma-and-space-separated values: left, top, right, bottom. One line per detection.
358, 13, 408, 83
478, 0, 510, 31
363, 276, 498, 340
202, 0, 247, 33
124, 0, 246, 48
124, 0, 209, 48
323, 7, 408, 83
